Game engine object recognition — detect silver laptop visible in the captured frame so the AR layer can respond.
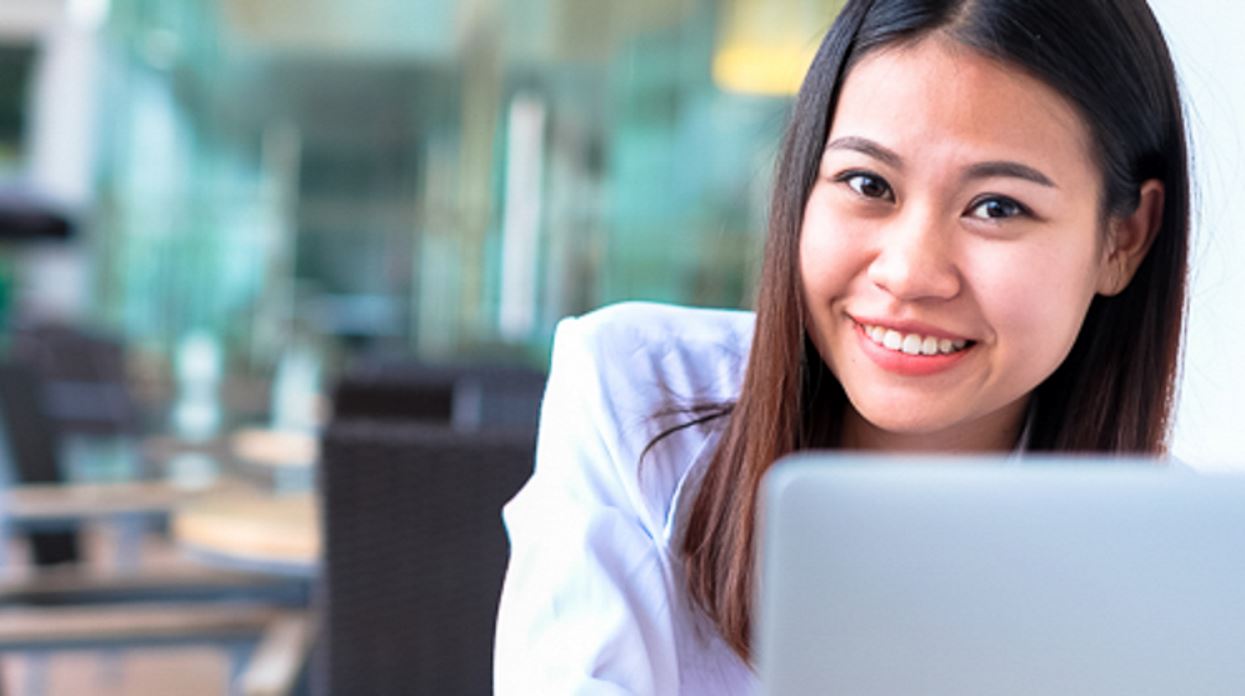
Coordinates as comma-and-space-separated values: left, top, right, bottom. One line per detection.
756, 455, 1245, 696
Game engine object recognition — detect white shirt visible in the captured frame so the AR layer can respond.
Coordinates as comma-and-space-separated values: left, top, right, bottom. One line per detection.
495, 302, 759, 695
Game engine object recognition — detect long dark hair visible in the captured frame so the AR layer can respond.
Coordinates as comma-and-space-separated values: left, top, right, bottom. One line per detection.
679, 0, 1190, 663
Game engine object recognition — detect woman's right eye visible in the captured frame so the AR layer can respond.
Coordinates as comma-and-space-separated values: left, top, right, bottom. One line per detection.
837, 172, 894, 201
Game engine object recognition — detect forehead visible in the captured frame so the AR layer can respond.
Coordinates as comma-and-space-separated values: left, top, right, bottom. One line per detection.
829, 36, 1095, 171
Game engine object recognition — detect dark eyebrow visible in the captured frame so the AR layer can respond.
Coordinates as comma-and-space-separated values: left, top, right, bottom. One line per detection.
823, 136, 903, 169
824, 137, 1057, 189
964, 161, 1057, 188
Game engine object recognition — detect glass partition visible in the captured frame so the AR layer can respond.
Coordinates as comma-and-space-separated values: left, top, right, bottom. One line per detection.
82, 0, 843, 373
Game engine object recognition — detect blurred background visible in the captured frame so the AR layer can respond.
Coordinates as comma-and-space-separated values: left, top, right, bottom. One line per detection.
0, 0, 1240, 693
0, 0, 1239, 462
0, 1, 842, 694
0, 0, 831, 378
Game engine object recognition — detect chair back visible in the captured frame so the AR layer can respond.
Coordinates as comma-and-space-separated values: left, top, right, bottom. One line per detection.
10, 324, 138, 436
332, 361, 546, 431
318, 420, 535, 695
331, 364, 457, 423
0, 364, 80, 565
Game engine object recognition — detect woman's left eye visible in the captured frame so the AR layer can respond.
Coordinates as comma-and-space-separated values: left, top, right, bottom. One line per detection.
966, 197, 1028, 221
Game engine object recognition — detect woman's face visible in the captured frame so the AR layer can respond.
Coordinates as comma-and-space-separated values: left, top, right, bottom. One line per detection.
800, 36, 1118, 451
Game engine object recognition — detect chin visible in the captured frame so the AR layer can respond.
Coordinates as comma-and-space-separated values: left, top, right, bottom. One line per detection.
860, 412, 955, 437
846, 395, 969, 439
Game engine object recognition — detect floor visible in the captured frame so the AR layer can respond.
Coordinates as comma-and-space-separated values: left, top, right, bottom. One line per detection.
1, 524, 243, 696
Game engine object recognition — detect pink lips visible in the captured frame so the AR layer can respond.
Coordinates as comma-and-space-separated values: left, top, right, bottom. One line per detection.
852, 320, 973, 377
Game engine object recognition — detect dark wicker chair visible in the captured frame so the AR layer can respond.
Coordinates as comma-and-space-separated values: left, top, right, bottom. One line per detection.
9, 323, 139, 437
318, 420, 536, 695
332, 362, 547, 432
0, 191, 74, 241
0, 364, 80, 565
3, 324, 142, 565
452, 366, 548, 432
330, 364, 458, 424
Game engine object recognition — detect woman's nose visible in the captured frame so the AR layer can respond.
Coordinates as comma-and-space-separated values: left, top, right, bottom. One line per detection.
866, 210, 962, 302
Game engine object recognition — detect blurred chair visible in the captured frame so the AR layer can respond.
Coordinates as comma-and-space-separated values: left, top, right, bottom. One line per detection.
317, 420, 535, 695
332, 361, 547, 431
0, 190, 74, 242
330, 363, 457, 424
0, 480, 315, 696
0, 604, 313, 696
0, 364, 80, 565
0, 360, 314, 694
0, 564, 307, 609
9, 323, 140, 437
451, 365, 548, 432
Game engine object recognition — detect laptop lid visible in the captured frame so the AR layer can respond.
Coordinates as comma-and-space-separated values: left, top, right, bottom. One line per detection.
756, 455, 1245, 696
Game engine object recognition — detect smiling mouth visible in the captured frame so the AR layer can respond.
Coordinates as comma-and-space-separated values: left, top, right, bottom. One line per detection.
858, 322, 975, 357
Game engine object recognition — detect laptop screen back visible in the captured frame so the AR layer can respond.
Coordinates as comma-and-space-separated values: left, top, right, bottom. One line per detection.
756, 456, 1245, 696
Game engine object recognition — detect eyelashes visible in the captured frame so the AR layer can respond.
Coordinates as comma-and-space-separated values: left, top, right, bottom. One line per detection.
835, 171, 894, 202
831, 170, 1034, 222
965, 196, 1031, 220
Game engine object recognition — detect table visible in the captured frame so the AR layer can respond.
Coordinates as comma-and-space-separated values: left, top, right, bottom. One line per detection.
229, 427, 318, 492
171, 488, 320, 578
142, 425, 317, 492
3, 482, 318, 695
229, 428, 318, 470
1, 481, 202, 570
3, 481, 196, 524
0, 602, 313, 696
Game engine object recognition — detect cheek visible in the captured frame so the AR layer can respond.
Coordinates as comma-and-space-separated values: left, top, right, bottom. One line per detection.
798, 197, 870, 303
970, 239, 1102, 354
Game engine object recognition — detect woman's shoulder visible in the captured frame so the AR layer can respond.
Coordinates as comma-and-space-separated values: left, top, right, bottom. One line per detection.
554, 302, 753, 429
539, 301, 754, 537
550, 300, 754, 436
500, 303, 758, 694
565, 301, 755, 359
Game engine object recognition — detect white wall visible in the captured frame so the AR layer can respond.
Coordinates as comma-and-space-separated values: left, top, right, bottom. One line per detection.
1150, 0, 1245, 467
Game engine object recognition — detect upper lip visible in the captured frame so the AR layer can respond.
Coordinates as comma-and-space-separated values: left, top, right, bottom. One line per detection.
849, 314, 974, 342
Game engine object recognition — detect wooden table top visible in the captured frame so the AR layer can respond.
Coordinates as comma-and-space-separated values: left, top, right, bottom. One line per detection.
171, 488, 320, 576
3, 481, 199, 523
230, 427, 319, 470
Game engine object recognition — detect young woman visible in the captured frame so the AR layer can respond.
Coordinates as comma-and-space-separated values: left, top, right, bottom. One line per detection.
495, 0, 1190, 693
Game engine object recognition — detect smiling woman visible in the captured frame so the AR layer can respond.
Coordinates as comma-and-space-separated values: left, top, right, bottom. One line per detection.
802, 36, 1165, 452
495, 0, 1190, 693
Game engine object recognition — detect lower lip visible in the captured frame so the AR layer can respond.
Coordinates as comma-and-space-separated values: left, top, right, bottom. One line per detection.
854, 323, 972, 377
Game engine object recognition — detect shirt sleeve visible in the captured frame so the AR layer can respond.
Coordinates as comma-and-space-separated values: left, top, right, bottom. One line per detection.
494, 314, 682, 696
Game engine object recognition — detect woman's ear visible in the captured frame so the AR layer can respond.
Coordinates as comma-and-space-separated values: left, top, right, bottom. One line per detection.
1097, 179, 1165, 296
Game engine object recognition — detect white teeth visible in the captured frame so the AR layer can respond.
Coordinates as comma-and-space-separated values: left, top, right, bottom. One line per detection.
861, 323, 970, 356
